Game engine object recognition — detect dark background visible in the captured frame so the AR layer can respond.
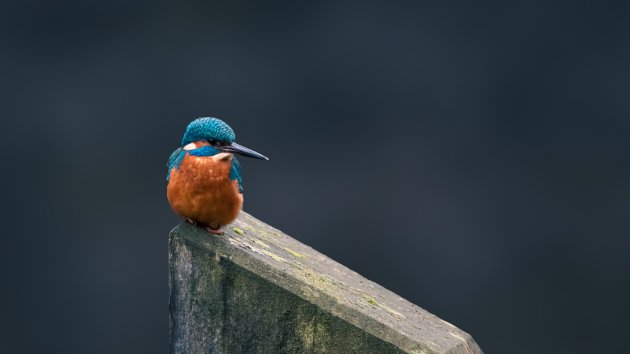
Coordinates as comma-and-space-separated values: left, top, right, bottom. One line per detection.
1, 1, 629, 353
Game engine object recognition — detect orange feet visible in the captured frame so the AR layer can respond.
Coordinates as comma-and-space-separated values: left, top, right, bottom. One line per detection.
206, 227, 224, 235
185, 218, 224, 235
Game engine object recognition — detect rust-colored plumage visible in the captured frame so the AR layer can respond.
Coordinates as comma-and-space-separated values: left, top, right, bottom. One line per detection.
167, 152, 243, 230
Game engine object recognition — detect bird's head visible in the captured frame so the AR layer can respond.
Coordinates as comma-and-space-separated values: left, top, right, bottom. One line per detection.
181, 117, 268, 160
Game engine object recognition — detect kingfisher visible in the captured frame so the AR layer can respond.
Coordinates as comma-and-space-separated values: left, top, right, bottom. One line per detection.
166, 117, 268, 234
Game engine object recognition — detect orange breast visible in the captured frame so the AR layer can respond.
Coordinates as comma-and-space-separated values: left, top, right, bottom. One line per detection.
167, 153, 243, 229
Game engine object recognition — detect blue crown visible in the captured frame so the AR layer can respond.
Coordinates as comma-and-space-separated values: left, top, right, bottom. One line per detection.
181, 117, 236, 146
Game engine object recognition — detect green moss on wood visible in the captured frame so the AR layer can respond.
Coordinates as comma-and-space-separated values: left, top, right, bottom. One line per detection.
284, 247, 307, 259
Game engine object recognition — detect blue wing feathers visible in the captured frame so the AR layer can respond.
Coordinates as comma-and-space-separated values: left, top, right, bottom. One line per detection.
166, 147, 185, 181
230, 156, 244, 193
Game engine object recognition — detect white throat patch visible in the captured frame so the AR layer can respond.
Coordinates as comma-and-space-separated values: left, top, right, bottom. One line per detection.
183, 142, 197, 151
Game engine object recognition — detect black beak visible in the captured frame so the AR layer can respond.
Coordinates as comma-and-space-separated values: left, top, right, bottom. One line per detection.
220, 142, 269, 160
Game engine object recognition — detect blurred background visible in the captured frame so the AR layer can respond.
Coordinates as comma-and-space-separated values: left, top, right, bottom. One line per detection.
1, 1, 629, 353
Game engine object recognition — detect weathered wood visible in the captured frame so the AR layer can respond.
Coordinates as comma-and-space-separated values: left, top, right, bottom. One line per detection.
169, 212, 482, 354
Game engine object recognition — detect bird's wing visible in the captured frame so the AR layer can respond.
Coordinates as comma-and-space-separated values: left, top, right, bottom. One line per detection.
166, 147, 185, 181
230, 156, 244, 193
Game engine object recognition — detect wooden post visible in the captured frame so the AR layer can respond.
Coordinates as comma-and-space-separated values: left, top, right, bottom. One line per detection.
169, 212, 482, 354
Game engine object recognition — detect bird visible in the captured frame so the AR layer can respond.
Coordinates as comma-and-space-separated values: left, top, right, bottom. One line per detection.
166, 117, 268, 234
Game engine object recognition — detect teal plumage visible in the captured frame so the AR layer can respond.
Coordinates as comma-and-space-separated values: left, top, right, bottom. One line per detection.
229, 155, 243, 193
181, 117, 236, 146
166, 147, 184, 181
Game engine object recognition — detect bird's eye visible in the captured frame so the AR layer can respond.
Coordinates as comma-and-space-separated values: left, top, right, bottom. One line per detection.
220, 141, 229, 147
208, 139, 217, 145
